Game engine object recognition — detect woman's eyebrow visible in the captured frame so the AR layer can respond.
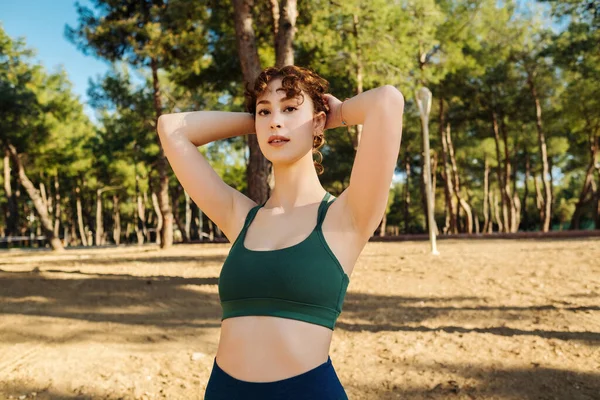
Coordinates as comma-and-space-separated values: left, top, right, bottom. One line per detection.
257, 97, 298, 106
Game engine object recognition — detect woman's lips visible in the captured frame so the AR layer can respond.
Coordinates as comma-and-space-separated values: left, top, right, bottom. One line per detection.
268, 134, 290, 146
269, 140, 289, 147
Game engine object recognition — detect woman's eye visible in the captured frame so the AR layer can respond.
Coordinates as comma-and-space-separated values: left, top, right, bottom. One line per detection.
284, 106, 297, 112
258, 109, 270, 116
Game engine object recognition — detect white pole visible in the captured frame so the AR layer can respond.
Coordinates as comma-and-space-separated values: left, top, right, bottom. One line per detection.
416, 87, 439, 255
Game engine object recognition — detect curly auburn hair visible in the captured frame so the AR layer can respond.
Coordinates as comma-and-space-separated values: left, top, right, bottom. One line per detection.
244, 65, 329, 175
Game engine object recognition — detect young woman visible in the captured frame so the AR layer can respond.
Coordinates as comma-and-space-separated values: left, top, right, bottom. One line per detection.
157, 66, 404, 399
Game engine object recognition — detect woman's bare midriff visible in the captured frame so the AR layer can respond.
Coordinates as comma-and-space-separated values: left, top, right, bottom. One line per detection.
215, 316, 333, 382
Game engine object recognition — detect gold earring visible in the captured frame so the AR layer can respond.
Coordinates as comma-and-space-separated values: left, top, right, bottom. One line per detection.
313, 149, 323, 164
313, 130, 324, 141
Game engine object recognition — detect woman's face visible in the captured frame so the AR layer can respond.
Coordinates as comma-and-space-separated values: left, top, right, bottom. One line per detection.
254, 78, 324, 166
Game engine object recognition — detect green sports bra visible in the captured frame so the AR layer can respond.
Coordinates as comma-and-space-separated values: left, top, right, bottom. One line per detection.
218, 192, 350, 331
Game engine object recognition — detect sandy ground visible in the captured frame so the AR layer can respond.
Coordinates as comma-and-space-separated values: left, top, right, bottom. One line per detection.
0, 238, 599, 400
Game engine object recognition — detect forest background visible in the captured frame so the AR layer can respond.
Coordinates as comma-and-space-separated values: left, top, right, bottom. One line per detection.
1, 0, 599, 251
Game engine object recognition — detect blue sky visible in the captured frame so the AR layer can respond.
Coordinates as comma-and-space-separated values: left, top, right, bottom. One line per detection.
1, 0, 111, 120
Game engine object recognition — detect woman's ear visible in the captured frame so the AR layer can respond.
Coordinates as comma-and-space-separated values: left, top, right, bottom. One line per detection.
313, 111, 326, 132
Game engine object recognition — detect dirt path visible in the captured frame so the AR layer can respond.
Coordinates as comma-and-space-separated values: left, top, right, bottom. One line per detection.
1, 238, 599, 399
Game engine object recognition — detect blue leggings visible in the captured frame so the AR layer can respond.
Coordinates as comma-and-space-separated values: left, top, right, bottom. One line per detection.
204, 356, 349, 400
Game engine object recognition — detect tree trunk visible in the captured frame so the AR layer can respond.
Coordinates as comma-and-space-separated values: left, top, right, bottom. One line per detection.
527, 69, 552, 232
3, 149, 19, 236
420, 152, 429, 234
431, 151, 438, 204
208, 218, 215, 241
151, 191, 163, 246
126, 222, 132, 244
493, 190, 503, 233
184, 190, 192, 242
513, 192, 522, 231
95, 186, 120, 246
83, 191, 94, 244
491, 110, 509, 232
274, 0, 297, 67
7, 144, 63, 251
570, 163, 596, 230
351, 13, 364, 150
522, 152, 531, 230
483, 157, 490, 234
500, 117, 518, 232
53, 174, 61, 237
96, 189, 103, 246
466, 189, 479, 234
47, 182, 54, 229
534, 174, 544, 213
570, 133, 598, 229
440, 103, 457, 234
233, 0, 270, 205
64, 224, 70, 248
40, 182, 48, 216
75, 186, 87, 246
269, 0, 279, 40
192, 203, 203, 241
135, 175, 147, 245
85, 225, 93, 247
446, 124, 473, 234
171, 185, 188, 243
113, 194, 121, 245
379, 210, 387, 237
404, 155, 411, 234
269, 0, 298, 192
150, 57, 174, 249
70, 215, 77, 247
594, 176, 600, 229
549, 156, 555, 216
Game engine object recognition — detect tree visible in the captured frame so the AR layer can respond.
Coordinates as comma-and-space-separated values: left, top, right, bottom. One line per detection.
67, 0, 208, 249
1, 27, 95, 250
542, 0, 600, 229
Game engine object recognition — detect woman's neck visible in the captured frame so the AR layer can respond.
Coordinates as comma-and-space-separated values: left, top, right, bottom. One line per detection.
267, 155, 325, 211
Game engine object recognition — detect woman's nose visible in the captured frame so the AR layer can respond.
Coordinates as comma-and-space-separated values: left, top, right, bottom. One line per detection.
269, 111, 283, 129
270, 120, 282, 129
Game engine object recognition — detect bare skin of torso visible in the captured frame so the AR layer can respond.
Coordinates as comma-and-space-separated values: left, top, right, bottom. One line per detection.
215, 194, 368, 382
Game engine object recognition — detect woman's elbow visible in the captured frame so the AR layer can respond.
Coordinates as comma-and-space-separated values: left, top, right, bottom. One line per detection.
157, 114, 178, 138
376, 85, 405, 114
157, 114, 168, 137
381, 85, 405, 107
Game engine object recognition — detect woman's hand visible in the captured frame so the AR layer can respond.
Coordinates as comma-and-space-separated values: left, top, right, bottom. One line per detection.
323, 93, 345, 130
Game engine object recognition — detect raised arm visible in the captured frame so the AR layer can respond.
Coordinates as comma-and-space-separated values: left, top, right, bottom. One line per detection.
328, 86, 404, 238
157, 111, 258, 242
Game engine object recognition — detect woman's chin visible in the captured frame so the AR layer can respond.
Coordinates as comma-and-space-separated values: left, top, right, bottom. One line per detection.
268, 155, 317, 172
265, 155, 294, 165
260, 144, 313, 166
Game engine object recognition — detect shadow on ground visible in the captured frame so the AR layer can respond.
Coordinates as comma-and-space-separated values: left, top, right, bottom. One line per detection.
1, 268, 598, 345
3, 363, 599, 400
351, 361, 600, 400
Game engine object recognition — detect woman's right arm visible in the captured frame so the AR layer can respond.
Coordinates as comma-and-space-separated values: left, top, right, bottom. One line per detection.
157, 111, 258, 243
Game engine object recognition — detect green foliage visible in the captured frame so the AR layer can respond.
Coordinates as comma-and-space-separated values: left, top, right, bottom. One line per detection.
66, 0, 209, 70
2, 0, 600, 240
0, 25, 97, 240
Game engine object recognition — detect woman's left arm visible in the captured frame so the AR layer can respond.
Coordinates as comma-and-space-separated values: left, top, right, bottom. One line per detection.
326, 85, 404, 238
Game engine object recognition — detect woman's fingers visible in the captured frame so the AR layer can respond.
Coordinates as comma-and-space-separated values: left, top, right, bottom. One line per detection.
323, 94, 343, 130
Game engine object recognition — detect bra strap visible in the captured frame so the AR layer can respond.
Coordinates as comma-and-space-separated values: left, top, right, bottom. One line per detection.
317, 192, 334, 227
242, 204, 262, 232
